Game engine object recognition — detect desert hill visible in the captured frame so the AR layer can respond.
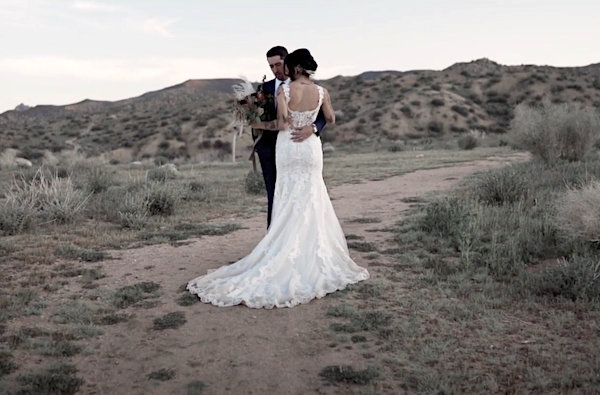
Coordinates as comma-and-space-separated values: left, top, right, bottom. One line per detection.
1, 58, 600, 163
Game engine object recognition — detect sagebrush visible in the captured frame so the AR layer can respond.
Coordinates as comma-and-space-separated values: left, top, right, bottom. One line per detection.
508, 98, 600, 162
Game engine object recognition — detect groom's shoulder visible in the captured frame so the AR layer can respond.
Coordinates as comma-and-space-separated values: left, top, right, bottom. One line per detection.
260, 78, 276, 93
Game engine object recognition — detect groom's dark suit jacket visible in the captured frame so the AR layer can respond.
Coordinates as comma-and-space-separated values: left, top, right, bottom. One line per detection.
252, 78, 327, 228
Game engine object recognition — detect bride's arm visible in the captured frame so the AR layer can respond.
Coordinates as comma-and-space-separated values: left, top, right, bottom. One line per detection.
251, 86, 289, 131
321, 88, 335, 125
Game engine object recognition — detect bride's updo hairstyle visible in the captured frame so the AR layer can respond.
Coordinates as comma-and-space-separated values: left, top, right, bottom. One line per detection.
284, 48, 318, 80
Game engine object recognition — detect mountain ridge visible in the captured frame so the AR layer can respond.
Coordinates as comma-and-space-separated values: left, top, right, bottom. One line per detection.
2, 58, 599, 163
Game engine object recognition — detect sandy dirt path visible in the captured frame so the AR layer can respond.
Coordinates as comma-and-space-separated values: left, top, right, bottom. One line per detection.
71, 154, 524, 395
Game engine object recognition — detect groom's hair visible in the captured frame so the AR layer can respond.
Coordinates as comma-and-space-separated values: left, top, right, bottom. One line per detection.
266, 46, 288, 59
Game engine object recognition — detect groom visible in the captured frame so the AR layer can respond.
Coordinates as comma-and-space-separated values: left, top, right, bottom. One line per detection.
252, 45, 327, 229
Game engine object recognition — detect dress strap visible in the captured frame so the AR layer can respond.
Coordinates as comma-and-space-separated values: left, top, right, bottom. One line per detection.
282, 83, 291, 104
317, 85, 324, 108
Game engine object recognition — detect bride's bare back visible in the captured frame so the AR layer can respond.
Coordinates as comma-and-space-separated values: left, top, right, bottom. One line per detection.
276, 81, 336, 129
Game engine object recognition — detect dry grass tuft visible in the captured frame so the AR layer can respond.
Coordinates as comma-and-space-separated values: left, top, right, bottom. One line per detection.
4, 167, 90, 226
0, 149, 19, 170
554, 180, 600, 243
508, 98, 600, 162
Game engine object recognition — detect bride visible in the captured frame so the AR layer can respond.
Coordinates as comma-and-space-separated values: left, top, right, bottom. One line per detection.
186, 48, 370, 308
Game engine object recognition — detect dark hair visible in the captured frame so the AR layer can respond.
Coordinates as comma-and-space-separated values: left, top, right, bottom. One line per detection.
266, 46, 288, 59
284, 48, 318, 80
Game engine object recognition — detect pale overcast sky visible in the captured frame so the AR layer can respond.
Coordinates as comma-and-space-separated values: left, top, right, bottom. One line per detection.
0, 0, 598, 112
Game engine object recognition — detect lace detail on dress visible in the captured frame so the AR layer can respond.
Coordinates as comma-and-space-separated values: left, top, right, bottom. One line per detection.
282, 84, 323, 129
186, 83, 369, 309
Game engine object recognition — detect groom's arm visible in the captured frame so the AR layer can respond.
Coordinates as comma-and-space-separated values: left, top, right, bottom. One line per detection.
312, 108, 326, 137
290, 106, 326, 142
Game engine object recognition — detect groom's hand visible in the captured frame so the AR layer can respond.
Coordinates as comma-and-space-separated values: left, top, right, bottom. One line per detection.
291, 125, 314, 143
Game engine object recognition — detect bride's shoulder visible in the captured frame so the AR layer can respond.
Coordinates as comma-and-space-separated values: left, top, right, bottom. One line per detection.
315, 84, 327, 95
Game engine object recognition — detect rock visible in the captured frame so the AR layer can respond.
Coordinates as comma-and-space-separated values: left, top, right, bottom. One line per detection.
158, 163, 180, 176
15, 158, 32, 168
130, 161, 143, 168
322, 143, 335, 154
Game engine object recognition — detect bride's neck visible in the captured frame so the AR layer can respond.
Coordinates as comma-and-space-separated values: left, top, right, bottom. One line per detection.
293, 75, 311, 84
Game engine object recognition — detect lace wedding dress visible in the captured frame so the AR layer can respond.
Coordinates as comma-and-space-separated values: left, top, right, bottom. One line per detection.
186, 84, 370, 308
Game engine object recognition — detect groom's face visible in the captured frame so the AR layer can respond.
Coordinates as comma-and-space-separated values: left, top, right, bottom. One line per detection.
267, 55, 286, 81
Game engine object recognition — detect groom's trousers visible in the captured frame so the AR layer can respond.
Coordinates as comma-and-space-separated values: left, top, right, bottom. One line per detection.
256, 142, 277, 229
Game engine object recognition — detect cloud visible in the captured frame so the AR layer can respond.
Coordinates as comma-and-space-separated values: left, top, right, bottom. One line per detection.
71, 1, 120, 12
123, 17, 178, 37
0, 0, 50, 28
141, 18, 178, 37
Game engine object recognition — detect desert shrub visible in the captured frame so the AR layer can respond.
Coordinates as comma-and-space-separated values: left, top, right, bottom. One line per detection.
19, 148, 44, 161
0, 199, 38, 235
387, 144, 405, 153
219, 141, 232, 153
567, 84, 583, 92
406, 156, 600, 289
154, 156, 168, 166
470, 164, 528, 205
83, 165, 117, 194
553, 180, 600, 244
400, 106, 412, 118
431, 98, 445, 107
245, 171, 265, 195
4, 168, 90, 226
184, 180, 211, 203
487, 76, 502, 87
532, 254, 600, 302
451, 105, 469, 117
370, 111, 383, 122
427, 121, 444, 134
457, 132, 480, 150
148, 166, 179, 182
508, 99, 600, 162
110, 189, 150, 229
146, 183, 180, 216
416, 193, 557, 278
418, 196, 475, 241
90, 178, 184, 229
550, 84, 565, 94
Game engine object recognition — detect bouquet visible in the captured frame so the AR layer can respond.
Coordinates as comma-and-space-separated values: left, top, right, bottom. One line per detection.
230, 75, 269, 126
227, 75, 273, 171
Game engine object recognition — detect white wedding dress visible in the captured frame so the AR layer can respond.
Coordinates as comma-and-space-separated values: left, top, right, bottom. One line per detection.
186, 83, 370, 308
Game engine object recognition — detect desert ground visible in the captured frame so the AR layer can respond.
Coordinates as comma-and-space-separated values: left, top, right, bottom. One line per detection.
2, 131, 600, 395
1, 64, 600, 394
